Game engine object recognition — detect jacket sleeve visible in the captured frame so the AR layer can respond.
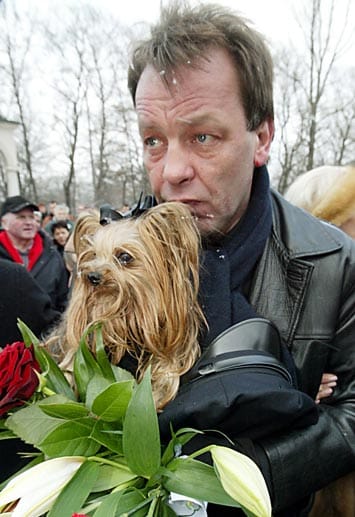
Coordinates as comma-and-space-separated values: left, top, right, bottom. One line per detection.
19, 267, 61, 335
0, 261, 60, 347
257, 244, 355, 511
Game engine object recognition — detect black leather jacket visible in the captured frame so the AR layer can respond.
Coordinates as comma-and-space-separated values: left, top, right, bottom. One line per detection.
250, 191, 355, 511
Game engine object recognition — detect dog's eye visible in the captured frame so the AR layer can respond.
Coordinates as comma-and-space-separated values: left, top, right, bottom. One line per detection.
116, 252, 133, 265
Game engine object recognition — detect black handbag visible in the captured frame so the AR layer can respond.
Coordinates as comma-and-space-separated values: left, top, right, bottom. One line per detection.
159, 318, 319, 441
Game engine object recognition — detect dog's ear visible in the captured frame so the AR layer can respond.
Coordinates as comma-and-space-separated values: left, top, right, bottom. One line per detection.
73, 210, 101, 255
138, 202, 201, 285
141, 202, 200, 256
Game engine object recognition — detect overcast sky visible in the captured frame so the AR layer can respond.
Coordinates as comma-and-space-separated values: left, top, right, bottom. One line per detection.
49, 0, 354, 66
13, 0, 354, 66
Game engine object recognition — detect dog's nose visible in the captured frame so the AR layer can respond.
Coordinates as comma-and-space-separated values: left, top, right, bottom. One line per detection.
87, 271, 102, 286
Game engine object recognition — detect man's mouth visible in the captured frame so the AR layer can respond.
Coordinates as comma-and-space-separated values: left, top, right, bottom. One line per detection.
168, 200, 215, 221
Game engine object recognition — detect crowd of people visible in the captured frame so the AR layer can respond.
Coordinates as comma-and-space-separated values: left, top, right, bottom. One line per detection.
0, 196, 74, 346
0, 1, 354, 516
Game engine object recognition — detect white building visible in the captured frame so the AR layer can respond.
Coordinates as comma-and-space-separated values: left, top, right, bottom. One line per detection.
0, 115, 20, 196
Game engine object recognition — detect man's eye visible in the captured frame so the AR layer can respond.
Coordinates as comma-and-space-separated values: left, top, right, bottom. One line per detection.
195, 134, 211, 144
144, 136, 160, 147
116, 252, 134, 265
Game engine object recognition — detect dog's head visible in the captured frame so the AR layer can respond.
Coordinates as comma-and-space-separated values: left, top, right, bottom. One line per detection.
61, 202, 205, 409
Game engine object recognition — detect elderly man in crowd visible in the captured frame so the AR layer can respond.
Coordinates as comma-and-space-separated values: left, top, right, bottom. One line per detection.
0, 195, 69, 313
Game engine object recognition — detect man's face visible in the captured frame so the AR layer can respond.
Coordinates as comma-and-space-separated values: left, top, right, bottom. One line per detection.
135, 47, 273, 236
55, 208, 68, 220
1, 209, 38, 242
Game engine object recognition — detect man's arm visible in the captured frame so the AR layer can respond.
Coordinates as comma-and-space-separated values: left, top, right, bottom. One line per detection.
258, 289, 355, 511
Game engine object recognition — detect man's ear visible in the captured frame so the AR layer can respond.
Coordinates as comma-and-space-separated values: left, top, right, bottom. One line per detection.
254, 119, 274, 167
1, 215, 9, 230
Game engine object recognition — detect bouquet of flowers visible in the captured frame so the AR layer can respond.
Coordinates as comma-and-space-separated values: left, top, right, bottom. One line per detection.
0, 321, 271, 517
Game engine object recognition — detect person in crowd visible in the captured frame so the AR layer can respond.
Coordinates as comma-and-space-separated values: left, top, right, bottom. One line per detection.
127, 2, 355, 516
45, 203, 74, 235
62, 208, 100, 289
285, 163, 355, 238
0, 257, 61, 482
51, 219, 71, 258
47, 200, 57, 217
0, 195, 69, 312
285, 164, 355, 517
0, 258, 60, 348
33, 210, 43, 231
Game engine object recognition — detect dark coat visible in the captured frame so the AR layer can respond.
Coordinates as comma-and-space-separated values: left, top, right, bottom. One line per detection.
167, 189, 355, 516
249, 191, 355, 512
0, 230, 69, 312
0, 258, 60, 347
0, 259, 62, 483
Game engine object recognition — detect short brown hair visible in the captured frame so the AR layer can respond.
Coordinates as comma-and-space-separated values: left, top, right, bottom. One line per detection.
128, 1, 274, 131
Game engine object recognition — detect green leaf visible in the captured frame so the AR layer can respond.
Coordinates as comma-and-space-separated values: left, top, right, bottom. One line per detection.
6, 403, 63, 448
74, 325, 103, 401
156, 498, 178, 517
123, 368, 161, 477
91, 463, 137, 492
17, 319, 75, 400
93, 488, 147, 517
161, 428, 202, 466
163, 457, 240, 507
39, 418, 101, 457
48, 460, 99, 517
85, 374, 111, 410
92, 381, 134, 422
94, 324, 116, 381
111, 364, 135, 382
34, 346, 76, 400
0, 430, 17, 440
91, 420, 123, 454
38, 400, 88, 419
17, 319, 40, 346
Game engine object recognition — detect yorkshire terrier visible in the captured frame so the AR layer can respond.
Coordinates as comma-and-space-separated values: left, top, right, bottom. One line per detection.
50, 202, 205, 410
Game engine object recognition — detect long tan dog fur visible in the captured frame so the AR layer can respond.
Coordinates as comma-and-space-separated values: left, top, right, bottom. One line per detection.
49, 202, 205, 410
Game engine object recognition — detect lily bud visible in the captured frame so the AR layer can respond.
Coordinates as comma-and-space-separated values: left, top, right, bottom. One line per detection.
210, 446, 272, 517
0, 456, 85, 517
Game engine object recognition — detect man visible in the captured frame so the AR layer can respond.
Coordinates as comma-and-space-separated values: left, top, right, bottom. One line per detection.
0, 195, 69, 312
127, 2, 355, 516
44, 203, 74, 235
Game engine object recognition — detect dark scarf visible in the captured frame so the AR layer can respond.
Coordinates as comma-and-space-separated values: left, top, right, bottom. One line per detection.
199, 165, 272, 350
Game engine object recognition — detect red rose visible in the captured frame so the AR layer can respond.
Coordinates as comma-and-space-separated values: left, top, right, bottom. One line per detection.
72, 514, 89, 517
0, 341, 41, 417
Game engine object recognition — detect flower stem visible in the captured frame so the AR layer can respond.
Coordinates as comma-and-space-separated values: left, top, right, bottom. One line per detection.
87, 456, 132, 471
187, 446, 212, 460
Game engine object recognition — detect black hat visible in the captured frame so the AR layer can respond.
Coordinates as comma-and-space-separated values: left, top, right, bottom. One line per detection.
1, 195, 39, 217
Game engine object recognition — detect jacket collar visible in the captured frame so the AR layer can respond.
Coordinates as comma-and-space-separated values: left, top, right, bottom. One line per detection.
271, 189, 343, 258
249, 190, 344, 347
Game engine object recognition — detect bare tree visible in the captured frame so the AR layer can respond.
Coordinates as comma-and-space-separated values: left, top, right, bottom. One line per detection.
273, 0, 354, 193
0, 2, 39, 200
42, 10, 91, 211
81, 8, 145, 208
0, 152, 7, 198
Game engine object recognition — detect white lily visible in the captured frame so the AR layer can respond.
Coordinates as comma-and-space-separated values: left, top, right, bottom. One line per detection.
0, 456, 85, 517
210, 445, 272, 517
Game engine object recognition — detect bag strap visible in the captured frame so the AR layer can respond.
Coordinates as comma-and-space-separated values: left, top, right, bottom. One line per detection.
183, 318, 293, 385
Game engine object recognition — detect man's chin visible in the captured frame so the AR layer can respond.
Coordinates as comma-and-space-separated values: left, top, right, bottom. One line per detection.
194, 217, 225, 243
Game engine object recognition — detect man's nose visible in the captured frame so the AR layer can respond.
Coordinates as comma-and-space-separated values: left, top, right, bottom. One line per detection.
162, 144, 194, 185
